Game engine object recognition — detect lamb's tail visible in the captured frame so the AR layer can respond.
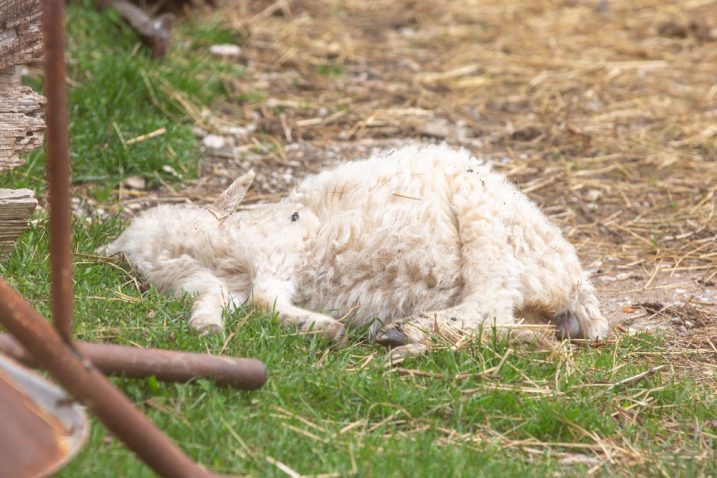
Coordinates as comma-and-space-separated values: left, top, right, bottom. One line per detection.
554, 279, 609, 340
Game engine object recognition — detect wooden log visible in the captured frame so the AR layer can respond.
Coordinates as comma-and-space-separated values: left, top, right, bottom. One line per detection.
0, 0, 44, 259
96, 0, 174, 58
0, 189, 37, 259
0, 0, 43, 70
1, 0, 45, 171
0, 70, 46, 172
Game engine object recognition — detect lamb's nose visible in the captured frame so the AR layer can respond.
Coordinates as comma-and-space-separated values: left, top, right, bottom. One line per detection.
376, 328, 409, 347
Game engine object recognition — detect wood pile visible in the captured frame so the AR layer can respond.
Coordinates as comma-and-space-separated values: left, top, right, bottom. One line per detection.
0, 0, 44, 259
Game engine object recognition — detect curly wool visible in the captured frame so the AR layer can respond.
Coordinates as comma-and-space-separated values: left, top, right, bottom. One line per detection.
104, 144, 608, 350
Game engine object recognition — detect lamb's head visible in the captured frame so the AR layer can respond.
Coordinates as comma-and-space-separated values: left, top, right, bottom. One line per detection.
210, 170, 318, 230
97, 169, 324, 335
99, 171, 260, 276
220, 174, 320, 278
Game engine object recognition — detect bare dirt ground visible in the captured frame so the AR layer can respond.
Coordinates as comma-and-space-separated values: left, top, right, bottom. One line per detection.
122, 0, 717, 374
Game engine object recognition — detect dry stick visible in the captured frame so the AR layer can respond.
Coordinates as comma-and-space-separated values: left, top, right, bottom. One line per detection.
394, 368, 447, 379
126, 127, 167, 145
273, 405, 327, 434
265, 456, 302, 478
609, 365, 667, 390
462, 382, 561, 395
706, 338, 717, 355
488, 347, 513, 377
96, 0, 173, 58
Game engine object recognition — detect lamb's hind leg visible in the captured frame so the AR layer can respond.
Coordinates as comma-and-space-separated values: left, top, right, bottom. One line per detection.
376, 176, 552, 360
376, 299, 553, 362
375, 248, 546, 361
554, 280, 609, 340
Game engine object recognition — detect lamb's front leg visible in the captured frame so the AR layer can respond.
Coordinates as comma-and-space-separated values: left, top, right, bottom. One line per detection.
144, 257, 242, 335
375, 246, 531, 359
189, 289, 242, 334
375, 179, 557, 361
179, 271, 243, 335
252, 280, 345, 342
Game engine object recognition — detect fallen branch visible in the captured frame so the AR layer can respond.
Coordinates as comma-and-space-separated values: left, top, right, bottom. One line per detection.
96, 0, 174, 58
609, 365, 667, 390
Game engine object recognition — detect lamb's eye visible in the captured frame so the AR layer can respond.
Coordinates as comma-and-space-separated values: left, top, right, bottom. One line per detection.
290, 211, 300, 222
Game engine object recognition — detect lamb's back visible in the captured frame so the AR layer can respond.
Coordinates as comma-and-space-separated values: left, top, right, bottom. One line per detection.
293, 144, 478, 331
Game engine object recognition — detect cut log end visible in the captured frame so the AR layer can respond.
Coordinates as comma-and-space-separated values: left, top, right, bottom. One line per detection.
0, 189, 38, 260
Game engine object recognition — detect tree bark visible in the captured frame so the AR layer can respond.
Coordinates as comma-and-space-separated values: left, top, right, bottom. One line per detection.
0, 0, 43, 70
0, 69, 46, 172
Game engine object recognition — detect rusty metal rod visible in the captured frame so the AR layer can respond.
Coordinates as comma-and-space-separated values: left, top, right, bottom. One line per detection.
0, 334, 266, 390
43, 0, 74, 341
0, 278, 235, 478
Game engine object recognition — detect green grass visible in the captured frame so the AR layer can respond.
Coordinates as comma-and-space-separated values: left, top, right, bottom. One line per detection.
2, 218, 716, 477
315, 63, 345, 77
4, 0, 242, 199
1, 3, 716, 477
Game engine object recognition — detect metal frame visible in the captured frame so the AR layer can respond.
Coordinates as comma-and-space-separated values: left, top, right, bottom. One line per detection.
0, 2, 264, 475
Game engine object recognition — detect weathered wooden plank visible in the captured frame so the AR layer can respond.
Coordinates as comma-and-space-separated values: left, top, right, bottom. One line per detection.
0, 188, 37, 259
0, 0, 43, 70
0, 73, 46, 171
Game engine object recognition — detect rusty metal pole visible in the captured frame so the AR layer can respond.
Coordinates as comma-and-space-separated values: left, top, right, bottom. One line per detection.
0, 334, 266, 390
2, 3, 266, 476
43, 0, 74, 341
0, 278, 235, 478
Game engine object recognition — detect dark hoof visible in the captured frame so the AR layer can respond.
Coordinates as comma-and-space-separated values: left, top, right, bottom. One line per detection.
376, 328, 409, 347
326, 321, 347, 345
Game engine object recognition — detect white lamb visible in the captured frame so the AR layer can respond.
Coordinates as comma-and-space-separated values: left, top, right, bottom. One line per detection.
103, 144, 608, 359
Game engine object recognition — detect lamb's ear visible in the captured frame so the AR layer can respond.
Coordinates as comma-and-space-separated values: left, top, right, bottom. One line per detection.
211, 170, 255, 215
